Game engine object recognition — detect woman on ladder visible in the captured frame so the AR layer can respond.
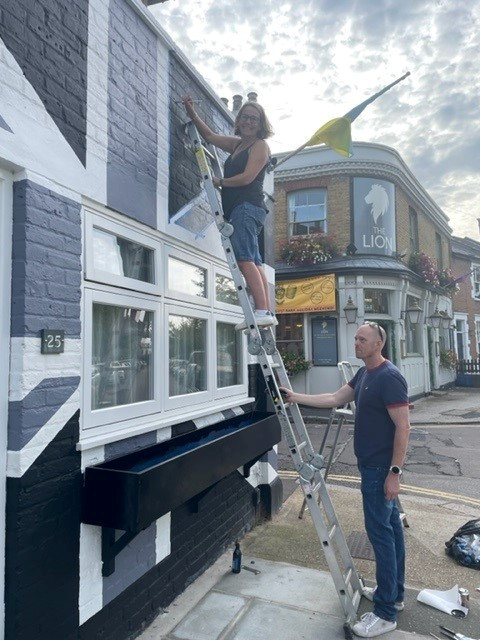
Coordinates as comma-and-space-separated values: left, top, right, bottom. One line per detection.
183, 96, 276, 329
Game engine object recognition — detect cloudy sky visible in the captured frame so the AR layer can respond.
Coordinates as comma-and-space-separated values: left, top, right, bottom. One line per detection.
151, 0, 480, 238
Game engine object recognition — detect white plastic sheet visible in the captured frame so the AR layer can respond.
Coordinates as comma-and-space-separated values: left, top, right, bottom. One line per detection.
416, 584, 468, 617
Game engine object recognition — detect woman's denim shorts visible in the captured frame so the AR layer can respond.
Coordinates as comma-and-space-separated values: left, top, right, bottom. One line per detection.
229, 202, 266, 265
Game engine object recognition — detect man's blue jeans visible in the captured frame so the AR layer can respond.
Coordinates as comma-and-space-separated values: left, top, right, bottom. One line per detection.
359, 465, 405, 622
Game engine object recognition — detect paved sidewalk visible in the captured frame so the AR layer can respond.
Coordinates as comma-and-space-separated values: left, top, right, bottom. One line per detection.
138, 553, 437, 640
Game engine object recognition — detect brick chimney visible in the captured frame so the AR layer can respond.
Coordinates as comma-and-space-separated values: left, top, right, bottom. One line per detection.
232, 94, 243, 116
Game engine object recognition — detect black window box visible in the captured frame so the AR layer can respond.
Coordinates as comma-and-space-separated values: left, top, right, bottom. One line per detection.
82, 411, 281, 533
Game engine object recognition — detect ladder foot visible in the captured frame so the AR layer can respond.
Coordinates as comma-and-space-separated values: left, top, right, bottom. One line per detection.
343, 623, 354, 640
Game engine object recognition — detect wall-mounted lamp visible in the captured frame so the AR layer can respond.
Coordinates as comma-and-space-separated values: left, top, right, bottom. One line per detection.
343, 296, 358, 324
440, 310, 452, 329
428, 307, 443, 329
401, 299, 422, 325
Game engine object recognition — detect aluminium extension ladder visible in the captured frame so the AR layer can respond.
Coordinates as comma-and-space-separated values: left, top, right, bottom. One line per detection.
184, 121, 363, 639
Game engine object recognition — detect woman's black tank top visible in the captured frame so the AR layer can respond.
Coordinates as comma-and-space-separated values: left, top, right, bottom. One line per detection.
221, 144, 267, 219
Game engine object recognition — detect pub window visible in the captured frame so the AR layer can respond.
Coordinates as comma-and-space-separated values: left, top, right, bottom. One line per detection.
435, 233, 443, 269
276, 313, 305, 356
364, 289, 389, 314
409, 207, 419, 254
287, 189, 327, 236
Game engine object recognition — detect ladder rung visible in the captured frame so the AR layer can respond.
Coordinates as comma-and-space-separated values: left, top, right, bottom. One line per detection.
201, 145, 215, 160
344, 568, 353, 586
328, 524, 337, 540
297, 441, 307, 452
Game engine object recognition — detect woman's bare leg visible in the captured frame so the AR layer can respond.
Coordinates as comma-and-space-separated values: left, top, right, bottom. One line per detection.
238, 260, 269, 310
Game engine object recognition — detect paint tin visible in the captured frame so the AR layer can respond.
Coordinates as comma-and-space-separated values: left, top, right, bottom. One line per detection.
458, 587, 469, 607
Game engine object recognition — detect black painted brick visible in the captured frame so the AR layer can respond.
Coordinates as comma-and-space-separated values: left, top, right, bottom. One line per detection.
79, 470, 258, 640
0, 0, 88, 164
5, 411, 81, 640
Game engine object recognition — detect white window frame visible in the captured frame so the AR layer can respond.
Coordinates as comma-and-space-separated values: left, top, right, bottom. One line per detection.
287, 188, 327, 237
475, 316, 480, 357
214, 312, 247, 399
164, 245, 210, 308
164, 302, 212, 411
83, 287, 162, 432
213, 267, 241, 313
472, 264, 480, 300
85, 209, 162, 295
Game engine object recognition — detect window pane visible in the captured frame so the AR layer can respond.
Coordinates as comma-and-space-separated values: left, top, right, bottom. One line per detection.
168, 257, 207, 298
215, 274, 239, 306
92, 304, 153, 410
364, 289, 389, 314
288, 189, 327, 236
169, 315, 206, 396
276, 313, 304, 355
93, 228, 154, 283
217, 322, 242, 387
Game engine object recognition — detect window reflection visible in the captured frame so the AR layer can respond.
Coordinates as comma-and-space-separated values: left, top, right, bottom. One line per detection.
169, 315, 207, 396
92, 304, 153, 410
168, 257, 207, 298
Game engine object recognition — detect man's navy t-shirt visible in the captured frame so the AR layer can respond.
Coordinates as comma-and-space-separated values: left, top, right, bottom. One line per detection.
348, 360, 409, 466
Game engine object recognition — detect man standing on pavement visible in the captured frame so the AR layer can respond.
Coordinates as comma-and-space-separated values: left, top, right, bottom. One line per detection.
280, 321, 410, 638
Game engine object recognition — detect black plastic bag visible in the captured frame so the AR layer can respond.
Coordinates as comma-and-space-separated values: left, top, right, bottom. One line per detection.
445, 518, 480, 569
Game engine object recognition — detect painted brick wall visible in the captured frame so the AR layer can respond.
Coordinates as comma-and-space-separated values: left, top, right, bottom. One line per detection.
106, 0, 158, 227
5, 412, 82, 640
0, 0, 89, 165
274, 175, 351, 261
79, 470, 258, 640
168, 51, 232, 218
11, 180, 82, 338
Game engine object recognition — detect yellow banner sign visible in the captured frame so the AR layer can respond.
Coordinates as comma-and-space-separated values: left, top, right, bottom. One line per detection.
275, 274, 336, 313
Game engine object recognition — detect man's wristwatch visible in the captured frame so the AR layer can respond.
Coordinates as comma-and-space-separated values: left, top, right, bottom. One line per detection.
389, 465, 403, 476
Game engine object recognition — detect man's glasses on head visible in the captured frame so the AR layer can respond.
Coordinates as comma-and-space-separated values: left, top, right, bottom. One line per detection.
363, 321, 385, 341
239, 114, 260, 124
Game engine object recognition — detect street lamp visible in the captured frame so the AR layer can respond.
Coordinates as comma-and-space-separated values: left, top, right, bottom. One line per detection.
343, 296, 358, 324
428, 307, 443, 329
402, 299, 422, 325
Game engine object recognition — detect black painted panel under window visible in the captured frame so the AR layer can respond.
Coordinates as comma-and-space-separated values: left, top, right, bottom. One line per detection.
0, 0, 89, 165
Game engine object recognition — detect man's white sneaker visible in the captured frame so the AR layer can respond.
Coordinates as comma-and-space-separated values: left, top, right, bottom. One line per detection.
362, 586, 404, 611
352, 612, 396, 638
235, 313, 278, 331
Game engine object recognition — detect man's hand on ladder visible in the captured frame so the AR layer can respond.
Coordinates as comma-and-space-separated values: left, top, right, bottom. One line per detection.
278, 386, 295, 403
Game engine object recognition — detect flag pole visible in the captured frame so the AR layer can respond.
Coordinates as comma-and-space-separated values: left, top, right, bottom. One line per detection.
274, 72, 411, 171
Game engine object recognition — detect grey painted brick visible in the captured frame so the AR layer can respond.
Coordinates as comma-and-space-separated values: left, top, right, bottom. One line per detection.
103, 522, 156, 607
107, 0, 157, 228
0, 0, 88, 164
11, 180, 81, 338
104, 430, 157, 461
8, 376, 80, 450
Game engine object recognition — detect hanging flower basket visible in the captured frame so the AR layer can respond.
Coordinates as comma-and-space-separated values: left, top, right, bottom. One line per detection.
281, 232, 340, 267
408, 252, 439, 287
437, 268, 460, 294
278, 349, 312, 377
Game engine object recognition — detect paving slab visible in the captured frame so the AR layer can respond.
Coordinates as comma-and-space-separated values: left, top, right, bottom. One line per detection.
169, 592, 247, 640
215, 557, 343, 617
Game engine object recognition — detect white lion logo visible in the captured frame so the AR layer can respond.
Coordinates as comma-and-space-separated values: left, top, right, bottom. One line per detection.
364, 184, 389, 225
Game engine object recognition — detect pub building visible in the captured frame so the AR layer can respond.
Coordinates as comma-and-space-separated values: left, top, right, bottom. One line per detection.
273, 142, 456, 397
